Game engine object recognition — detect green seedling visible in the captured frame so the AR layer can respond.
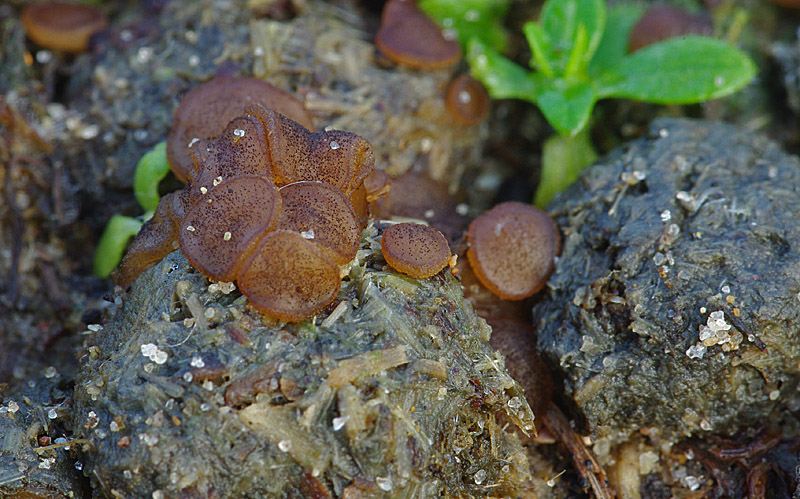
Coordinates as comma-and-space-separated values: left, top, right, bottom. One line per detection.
93, 141, 169, 278
419, 0, 510, 52
464, 0, 756, 206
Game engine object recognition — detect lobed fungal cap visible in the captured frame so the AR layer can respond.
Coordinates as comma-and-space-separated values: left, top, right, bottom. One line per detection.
375, 0, 461, 70
21, 2, 108, 53
246, 105, 375, 196
236, 230, 341, 322
179, 176, 282, 282
445, 74, 490, 126
381, 222, 451, 279
466, 201, 560, 300
167, 77, 313, 183
277, 181, 360, 265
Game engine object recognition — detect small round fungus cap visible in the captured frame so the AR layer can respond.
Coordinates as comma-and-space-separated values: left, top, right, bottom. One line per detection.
466, 202, 560, 300
375, 0, 461, 70
237, 230, 341, 322
381, 222, 451, 279
277, 181, 360, 265
445, 74, 490, 126
179, 176, 282, 282
21, 2, 108, 54
167, 77, 313, 183
628, 5, 712, 52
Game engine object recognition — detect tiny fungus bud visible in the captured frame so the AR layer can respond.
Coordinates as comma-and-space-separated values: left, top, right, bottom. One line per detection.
445, 74, 490, 126
629, 5, 712, 53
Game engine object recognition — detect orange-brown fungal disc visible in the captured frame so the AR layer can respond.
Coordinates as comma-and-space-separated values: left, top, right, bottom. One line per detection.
21, 3, 108, 54
445, 74, 490, 126
277, 181, 360, 265
179, 176, 282, 282
247, 105, 375, 195
381, 222, 451, 279
237, 231, 341, 322
349, 183, 369, 230
363, 169, 391, 203
628, 5, 712, 52
466, 202, 560, 300
375, 0, 461, 70
167, 77, 313, 183
115, 190, 189, 288
371, 172, 469, 246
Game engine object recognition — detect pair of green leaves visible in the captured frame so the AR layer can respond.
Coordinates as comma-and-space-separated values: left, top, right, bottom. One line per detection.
467, 0, 756, 137
93, 141, 169, 278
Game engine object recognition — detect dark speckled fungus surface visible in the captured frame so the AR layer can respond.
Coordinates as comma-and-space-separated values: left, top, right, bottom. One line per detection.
466, 201, 561, 300
381, 222, 451, 279
166, 77, 314, 183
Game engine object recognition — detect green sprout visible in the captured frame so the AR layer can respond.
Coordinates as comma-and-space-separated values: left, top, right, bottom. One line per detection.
459, 0, 756, 207
93, 141, 170, 278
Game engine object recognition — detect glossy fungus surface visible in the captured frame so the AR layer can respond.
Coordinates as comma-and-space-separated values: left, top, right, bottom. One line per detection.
466, 202, 560, 300
381, 223, 451, 279
179, 176, 282, 282
237, 231, 341, 322
445, 74, 490, 126
375, 0, 461, 70
167, 77, 314, 183
277, 181, 360, 265
21, 2, 108, 53
629, 5, 712, 52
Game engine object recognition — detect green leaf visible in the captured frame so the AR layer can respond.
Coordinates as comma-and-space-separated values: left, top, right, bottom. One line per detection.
419, 0, 510, 53
535, 79, 596, 136
93, 215, 143, 278
588, 3, 645, 77
467, 39, 540, 101
535, 128, 597, 208
523, 22, 554, 78
133, 141, 169, 213
539, 0, 605, 75
597, 36, 757, 103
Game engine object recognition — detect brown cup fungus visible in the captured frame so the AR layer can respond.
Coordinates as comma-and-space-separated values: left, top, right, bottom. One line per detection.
21, 2, 108, 54
119, 97, 376, 322
628, 5, 712, 52
445, 74, 490, 126
237, 231, 342, 322
375, 0, 461, 70
466, 202, 560, 300
166, 77, 314, 183
381, 222, 451, 279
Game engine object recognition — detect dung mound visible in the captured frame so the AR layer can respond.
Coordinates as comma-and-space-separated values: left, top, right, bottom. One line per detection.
72, 224, 535, 497
535, 118, 800, 440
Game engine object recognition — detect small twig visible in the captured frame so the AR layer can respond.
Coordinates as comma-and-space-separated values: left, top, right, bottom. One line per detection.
33, 439, 90, 453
